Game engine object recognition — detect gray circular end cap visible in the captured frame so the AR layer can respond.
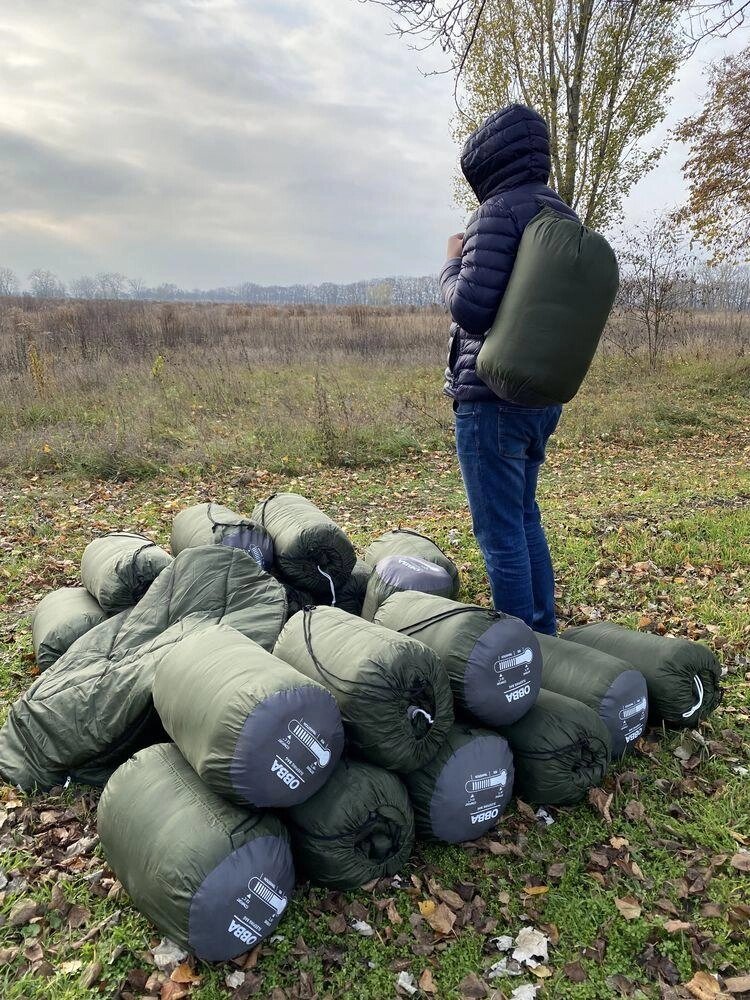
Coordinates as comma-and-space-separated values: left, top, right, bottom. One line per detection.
600, 670, 649, 756
428, 735, 514, 843
464, 618, 543, 725
376, 555, 454, 595
230, 686, 345, 808
189, 834, 295, 961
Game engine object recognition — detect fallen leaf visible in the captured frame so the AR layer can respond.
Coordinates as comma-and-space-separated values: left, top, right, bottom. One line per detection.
729, 852, 750, 872
8, 899, 38, 927
437, 888, 464, 910
624, 800, 646, 823
419, 968, 437, 993
684, 971, 720, 1000
457, 971, 488, 998
66, 904, 91, 929
386, 898, 402, 925
588, 787, 613, 824
522, 885, 549, 897
424, 902, 456, 936
615, 896, 642, 920
60, 960, 83, 974
724, 975, 750, 993
419, 899, 436, 917
663, 920, 692, 933
564, 961, 587, 983
171, 962, 200, 984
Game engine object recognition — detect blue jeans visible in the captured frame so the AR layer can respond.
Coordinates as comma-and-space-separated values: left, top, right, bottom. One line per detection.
454, 400, 562, 635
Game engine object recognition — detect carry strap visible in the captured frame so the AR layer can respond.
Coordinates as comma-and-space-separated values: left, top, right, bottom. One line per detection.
396, 604, 502, 637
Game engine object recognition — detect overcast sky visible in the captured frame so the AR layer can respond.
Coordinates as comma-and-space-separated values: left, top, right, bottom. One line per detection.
0, 1, 743, 288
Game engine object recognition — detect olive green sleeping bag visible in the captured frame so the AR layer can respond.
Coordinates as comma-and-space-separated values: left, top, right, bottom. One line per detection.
280, 581, 316, 621
98, 744, 295, 961
171, 502, 274, 570
0, 546, 287, 791
537, 633, 648, 756
154, 624, 344, 808
374, 592, 541, 725
274, 606, 454, 772
81, 532, 173, 614
402, 724, 513, 843
364, 528, 460, 598
252, 493, 356, 600
476, 206, 619, 405
494, 689, 611, 805
361, 555, 456, 621
285, 759, 414, 889
335, 558, 373, 616
32, 587, 109, 671
563, 622, 722, 728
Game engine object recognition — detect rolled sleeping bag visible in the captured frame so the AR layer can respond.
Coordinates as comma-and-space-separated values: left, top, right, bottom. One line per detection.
170, 502, 274, 570
364, 528, 460, 598
81, 532, 173, 614
252, 493, 356, 600
335, 559, 373, 616
402, 724, 513, 844
31, 587, 109, 671
274, 606, 454, 773
494, 689, 611, 805
563, 622, 722, 729
285, 759, 414, 890
537, 633, 648, 756
98, 743, 295, 961
361, 555, 456, 621
374, 592, 541, 726
154, 624, 345, 808
476, 206, 619, 405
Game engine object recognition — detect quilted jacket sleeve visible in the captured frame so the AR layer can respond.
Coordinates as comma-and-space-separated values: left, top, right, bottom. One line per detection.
440, 199, 520, 337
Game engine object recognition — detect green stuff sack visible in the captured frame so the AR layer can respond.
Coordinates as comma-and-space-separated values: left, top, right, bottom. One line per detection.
274, 606, 453, 773
170, 502, 274, 571
494, 689, 611, 805
0, 547, 287, 791
402, 724, 513, 843
364, 528, 460, 598
252, 493, 356, 600
476, 206, 619, 405
563, 622, 722, 728
537, 634, 648, 756
335, 559, 373, 616
374, 592, 541, 726
81, 532, 173, 614
361, 555, 456, 621
154, 624, 344, 808
285, 759, 414, 889
32, 587, 109, 671
98, 744, 294, 961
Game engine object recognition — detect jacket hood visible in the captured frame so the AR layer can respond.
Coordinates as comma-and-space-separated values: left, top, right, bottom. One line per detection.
461, 104, 551, 202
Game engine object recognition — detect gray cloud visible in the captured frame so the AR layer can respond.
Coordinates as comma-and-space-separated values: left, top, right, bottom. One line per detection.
0, 1, 741, 288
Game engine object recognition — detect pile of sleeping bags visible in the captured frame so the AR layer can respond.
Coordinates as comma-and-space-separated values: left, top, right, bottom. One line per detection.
1, 495, 723, 962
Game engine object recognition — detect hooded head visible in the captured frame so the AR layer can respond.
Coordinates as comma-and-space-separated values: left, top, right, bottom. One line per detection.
460, 104, 551, 203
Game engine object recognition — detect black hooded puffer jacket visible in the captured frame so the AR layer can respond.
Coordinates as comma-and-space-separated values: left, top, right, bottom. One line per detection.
441, 104, 579, 402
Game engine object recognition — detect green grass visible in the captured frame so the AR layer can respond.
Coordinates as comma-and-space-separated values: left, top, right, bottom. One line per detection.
0, 360, 749, 999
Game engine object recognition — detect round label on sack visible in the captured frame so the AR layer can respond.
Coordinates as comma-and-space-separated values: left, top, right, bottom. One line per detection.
464, 618, 542, 726
599, 670, 649, 756
376, 555, 453, 594
221, 526, 274, 571
230, 686, 345, 807
189, 834, 295, 961
429, 734, 514, 843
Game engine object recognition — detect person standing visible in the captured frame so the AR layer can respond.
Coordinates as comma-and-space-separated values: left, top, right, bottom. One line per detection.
441, 103, 578, 635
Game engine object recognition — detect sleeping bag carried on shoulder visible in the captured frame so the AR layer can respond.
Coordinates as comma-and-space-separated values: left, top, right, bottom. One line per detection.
274, 606, 453, 772
285, 759, 414, 889
171, 502, 274, 570
563, 622, 722, 728
0, 546, 287, 791
361, 555, 456, 621
81, 532, 173, 614
402, 724, 513, 843
494, 689, 611, 805
154, 624, 344, 808
476, 206, 619, 405
537, 633, 648, 756
374, 592, 541, 725
252, 493, 356, 600
98, 743, 295, 961
364, 528, 460, 598
32, 587, 109, 671
335, 559, 373, 616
